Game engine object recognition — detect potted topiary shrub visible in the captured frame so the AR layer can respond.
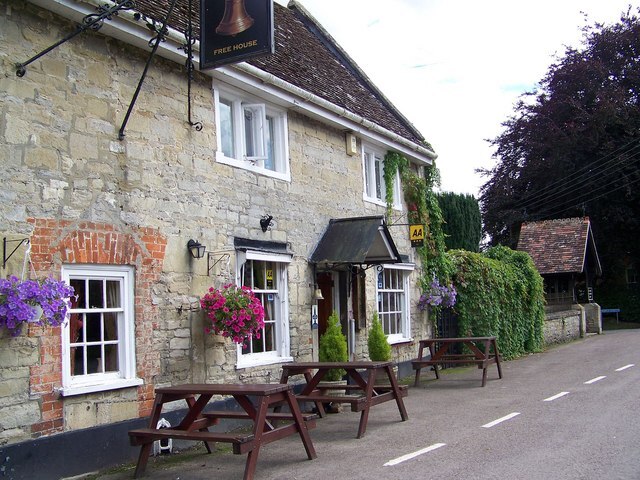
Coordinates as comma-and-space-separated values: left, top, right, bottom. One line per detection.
367, 312, 396, 385
318, 311, 348, 412
367, 312, 391, 361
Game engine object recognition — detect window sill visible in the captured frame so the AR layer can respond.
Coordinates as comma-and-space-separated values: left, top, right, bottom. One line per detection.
363, 195, 402, 211
236, 355, 294, 370
60, 377, 143, 397
389, 337, 413, 346
216, 152, 291, 182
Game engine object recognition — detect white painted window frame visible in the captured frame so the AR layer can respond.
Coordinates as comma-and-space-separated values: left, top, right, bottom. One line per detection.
60, 264, 142, 396
235, 250, 292, 369
214, 85, 290, 181
376, 263, 414, 344
362, 144, 402, 209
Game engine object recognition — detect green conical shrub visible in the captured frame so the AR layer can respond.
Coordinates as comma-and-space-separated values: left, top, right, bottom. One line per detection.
319, 311, 348, 381
367, 312, 391, 361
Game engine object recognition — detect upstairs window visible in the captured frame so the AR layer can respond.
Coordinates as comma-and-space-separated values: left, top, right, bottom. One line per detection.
363, 145, 401, 208
215, 85, 289, 181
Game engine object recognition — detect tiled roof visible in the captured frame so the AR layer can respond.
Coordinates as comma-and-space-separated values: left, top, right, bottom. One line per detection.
131, 0, 431, 150
517, 217, 601, 275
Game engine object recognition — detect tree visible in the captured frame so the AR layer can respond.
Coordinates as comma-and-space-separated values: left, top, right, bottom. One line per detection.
437, 192, 482, 252
479, 7, 640, 288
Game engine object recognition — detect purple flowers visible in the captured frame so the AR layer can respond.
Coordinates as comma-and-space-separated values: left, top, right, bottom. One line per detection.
417, 277, 457, 311
0, 276, 75, 336
200, 284, 265, 345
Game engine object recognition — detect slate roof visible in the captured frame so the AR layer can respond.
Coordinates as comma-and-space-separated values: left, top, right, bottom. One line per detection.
131, 0, 432, 151
517, 217, 602, 276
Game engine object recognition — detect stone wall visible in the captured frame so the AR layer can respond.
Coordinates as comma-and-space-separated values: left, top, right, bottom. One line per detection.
0, 1, 428, 446
582, 303, 602, 334
543, 305, 584, 345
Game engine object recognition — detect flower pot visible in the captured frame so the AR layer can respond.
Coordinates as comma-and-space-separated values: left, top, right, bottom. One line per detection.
30, 305, 43, 323
374, 365, 398, 386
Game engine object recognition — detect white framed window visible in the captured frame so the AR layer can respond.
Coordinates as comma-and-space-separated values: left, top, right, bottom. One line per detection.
61, 265, 142, 396
214, 85, 290, 181
376, 263, 413, 344
362, 144, 401, 208
236, 250, 292, 368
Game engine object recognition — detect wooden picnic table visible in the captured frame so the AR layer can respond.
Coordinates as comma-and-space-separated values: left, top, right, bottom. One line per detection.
412, 336, 503, 387
128, 383, 317, 480
279, 361, 409, 439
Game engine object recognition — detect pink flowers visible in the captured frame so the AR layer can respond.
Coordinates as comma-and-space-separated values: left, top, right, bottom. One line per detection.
200, 284, 265, 344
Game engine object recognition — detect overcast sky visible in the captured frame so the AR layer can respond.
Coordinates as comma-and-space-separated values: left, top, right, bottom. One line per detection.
275, 0, 639, 196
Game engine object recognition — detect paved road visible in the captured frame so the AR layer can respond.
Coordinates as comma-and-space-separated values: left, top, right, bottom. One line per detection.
93, 329, 640, 480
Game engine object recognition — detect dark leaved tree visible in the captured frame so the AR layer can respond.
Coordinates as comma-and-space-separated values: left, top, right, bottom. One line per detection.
437, 192, 482, 252
479, 7, 640, 309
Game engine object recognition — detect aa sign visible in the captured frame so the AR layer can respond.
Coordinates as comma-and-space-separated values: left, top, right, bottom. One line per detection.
410, 224, 425, 247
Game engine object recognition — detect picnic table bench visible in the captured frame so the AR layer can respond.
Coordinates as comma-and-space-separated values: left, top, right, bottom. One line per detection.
280, 360, 408, 439
128, 383, 317, 480
412, 336, 503, 387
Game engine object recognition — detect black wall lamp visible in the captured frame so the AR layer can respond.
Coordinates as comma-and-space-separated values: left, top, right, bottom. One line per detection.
187, 239, 206, 259
260, 215, 274, 232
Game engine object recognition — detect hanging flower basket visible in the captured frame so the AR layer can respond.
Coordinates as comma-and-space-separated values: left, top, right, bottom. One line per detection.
200, 284, 265, 345
0, 276, 75, 336
417, 277, 457, 311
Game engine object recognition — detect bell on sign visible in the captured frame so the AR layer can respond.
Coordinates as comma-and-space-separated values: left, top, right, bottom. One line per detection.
409, 224, 425, 247
216, 0, 254, 36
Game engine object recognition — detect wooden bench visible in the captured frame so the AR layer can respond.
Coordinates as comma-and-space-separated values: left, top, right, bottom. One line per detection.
280, 361, 409, 438
412, 337, 503, 387
296, 384, 408, 413
129, 428, 255, 454
128, 383, 317, 480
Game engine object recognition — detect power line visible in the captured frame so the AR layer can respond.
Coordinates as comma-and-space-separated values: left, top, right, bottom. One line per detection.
511, 137, 640, 210
527, 174, 640, 220
516, 147, 640, 212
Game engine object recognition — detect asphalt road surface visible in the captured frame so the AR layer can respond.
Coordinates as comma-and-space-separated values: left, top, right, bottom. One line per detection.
94, 329, 640, 480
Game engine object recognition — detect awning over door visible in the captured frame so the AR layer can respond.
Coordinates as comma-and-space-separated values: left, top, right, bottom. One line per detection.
310, 216, 401, 268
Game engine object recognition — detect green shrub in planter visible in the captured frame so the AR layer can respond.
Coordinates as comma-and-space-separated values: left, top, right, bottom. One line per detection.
367, 312, 391, 361
319, 311, 348, 381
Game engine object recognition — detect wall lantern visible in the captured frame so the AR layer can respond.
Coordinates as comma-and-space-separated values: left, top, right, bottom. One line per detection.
260, 215, 274, 232
187, 239, 206, 259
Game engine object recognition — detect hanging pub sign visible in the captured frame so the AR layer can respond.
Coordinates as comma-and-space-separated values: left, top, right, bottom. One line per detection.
409, 224, 425, 247
200, 0, 275, 70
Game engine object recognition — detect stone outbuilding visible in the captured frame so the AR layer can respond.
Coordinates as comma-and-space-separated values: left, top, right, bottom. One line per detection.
517, 217, 603, 339
0, 1, 437, 477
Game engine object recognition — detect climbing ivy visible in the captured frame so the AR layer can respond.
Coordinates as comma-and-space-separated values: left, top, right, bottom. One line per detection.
383, 152, 452, 292
448, 246, 545, 359
383, 152, 545, 359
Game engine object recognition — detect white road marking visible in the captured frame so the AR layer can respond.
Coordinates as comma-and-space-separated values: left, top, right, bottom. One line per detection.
481, 412, 521, 428
584, 376, 606, 384
543, 391, 570, 402
615, 364, 634, 372
384, 443, 446, 466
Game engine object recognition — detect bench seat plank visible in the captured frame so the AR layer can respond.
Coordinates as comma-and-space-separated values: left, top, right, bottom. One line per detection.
128, 428, 254, 454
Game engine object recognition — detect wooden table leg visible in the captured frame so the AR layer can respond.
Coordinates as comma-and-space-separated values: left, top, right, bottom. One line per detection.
493, 339, 504, 379
285, 390, 317, 460
414, 343, 425, 386
133, 393, 165, 478
354, 369, 376, 439
386, 364, 409, 422
242, 395, 270, 480
430, 344, 441, 380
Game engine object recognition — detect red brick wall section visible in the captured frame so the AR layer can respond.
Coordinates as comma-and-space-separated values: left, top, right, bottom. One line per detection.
26, 218, 166, 437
